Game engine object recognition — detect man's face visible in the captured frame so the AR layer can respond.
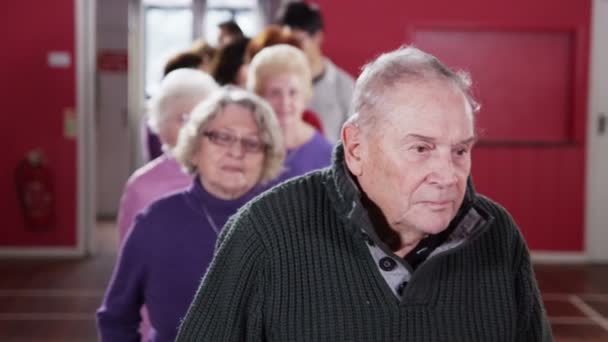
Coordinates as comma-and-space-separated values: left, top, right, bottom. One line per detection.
289, 29, 321, 58
348, 79, 475, 236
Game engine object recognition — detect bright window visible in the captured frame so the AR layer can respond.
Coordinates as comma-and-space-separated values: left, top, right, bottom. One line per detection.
203, 0, 261, 46
143, 0, 262, 97
144, 1, 193, 96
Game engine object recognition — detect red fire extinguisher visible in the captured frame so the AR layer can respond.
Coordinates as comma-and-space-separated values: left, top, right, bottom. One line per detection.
14, 150, 55, 231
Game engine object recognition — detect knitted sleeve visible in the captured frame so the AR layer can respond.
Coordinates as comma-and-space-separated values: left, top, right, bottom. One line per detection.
511, 222, 553, 341
176, 212, 267, 341
96, 221, 147, 342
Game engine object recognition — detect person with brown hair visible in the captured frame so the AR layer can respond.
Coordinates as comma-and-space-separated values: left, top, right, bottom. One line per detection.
244, 25, 301, 63
209, 38, 250, 86
190, 39, 217, 73
217, 20, 244, 48
162, 51, 202, 77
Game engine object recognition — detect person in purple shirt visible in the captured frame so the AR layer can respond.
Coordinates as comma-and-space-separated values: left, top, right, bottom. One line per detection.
247, 44, 333, 185
97, 87, 285, 342
117, 69, 219, 245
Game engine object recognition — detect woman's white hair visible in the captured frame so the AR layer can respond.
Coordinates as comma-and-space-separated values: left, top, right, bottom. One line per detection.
147, 68, 219, 134
174, 86, 285, 183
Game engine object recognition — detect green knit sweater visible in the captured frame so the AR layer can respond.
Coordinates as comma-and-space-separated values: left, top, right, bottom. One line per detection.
176, 145, 552, 342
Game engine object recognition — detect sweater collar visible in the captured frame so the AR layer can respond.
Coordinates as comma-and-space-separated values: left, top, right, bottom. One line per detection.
186, 176, 261, 218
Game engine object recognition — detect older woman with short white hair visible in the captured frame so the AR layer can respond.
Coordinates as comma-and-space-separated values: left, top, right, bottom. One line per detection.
117, 68, 219, 244
247, 44, 333, 185
97, 86, 284, 342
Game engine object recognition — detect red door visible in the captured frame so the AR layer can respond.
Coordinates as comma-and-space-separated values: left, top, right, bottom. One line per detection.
412, 28, 588, 251
0, 0, 77, 248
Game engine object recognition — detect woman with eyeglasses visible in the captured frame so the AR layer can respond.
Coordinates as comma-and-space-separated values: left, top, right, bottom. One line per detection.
97, 87, 285, 342
247, 44, 333, 185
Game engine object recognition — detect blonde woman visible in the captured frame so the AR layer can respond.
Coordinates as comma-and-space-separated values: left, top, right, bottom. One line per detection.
247, 44, 333, 184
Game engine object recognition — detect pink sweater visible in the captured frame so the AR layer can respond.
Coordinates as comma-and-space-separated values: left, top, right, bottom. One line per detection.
117, 154, 192, 244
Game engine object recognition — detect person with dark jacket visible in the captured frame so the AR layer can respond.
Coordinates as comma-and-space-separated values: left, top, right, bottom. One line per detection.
176, 46, 552, 341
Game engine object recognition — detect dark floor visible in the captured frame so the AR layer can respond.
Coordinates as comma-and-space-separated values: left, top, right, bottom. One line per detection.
0, 221, 606, 341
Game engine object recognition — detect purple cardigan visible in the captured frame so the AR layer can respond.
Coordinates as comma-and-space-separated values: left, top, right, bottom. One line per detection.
97, 178, 260, 342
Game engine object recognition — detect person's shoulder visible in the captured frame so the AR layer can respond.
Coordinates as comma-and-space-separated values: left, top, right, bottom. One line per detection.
474, 194, 513, 221
242, 169, 331, 221
128, 190, 193, 246
293, 133, 333, 170
133, 190, 188, 227
471, 194, 537, 269
472, 193, 522, 241
215, 170, 334, 257
310, 131, 334, 150
293, 132, 332, 159
324, 58, 354, 83
147, 189, 186, 209
123, 156, 189, 201
124, 155, 169, 188
264, 167, 329, 198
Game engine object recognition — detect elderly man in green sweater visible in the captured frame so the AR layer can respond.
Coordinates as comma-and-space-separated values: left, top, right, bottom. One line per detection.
176, 46, 552, 342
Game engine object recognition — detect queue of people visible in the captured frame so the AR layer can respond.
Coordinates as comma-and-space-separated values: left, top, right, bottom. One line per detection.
97, 2, 551, 342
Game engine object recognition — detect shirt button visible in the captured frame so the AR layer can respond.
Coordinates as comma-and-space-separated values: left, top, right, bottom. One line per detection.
379, 257, 397, 271
362, 233, 374, 246
397, 281, 408, 296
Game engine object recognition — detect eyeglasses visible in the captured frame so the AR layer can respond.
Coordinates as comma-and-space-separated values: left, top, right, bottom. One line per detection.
202, 130, 266, 153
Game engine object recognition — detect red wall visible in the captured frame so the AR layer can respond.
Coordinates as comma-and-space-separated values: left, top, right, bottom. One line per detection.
316, 0, 589, 76
0, 1, 77, 247
315, 0, 590, 251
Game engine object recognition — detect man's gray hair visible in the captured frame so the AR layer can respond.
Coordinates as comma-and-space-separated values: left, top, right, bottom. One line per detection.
173, 86, 285, 183
348, 45, 479, 129
148, 68, 219, 135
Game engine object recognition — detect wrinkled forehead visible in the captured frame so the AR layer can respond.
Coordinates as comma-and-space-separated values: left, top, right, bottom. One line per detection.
379, 79, 473, 118
360, 79, 475, 142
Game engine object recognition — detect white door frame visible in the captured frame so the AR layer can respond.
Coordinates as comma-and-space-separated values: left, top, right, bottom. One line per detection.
78, 0, 97, 257
128, 0, 146, 171
585, 0, 608, 262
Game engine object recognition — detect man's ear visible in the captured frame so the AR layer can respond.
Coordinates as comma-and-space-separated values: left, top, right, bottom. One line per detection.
341, 122, 363, 176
